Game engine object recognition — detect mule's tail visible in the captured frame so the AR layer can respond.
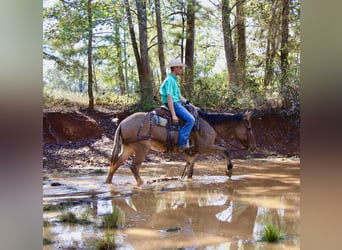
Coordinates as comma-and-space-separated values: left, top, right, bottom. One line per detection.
110, 123, 122, 164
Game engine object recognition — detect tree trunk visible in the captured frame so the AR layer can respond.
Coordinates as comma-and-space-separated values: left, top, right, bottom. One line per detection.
222, 0, 239, 87
236, 0, 246, 86
184, 0, 196, 98
135, 0, 154, 109
154, 0, 166, 81
87, 0, 94, 111
264, 0, 281, 86
125, 0, 141, 69
280, 0, 290, 82
114, 16, 125, 94
280, 0, 290, 107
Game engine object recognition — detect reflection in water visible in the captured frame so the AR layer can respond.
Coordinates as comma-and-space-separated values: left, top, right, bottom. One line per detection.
216, 201, 248, 223
43, 165, 300, 250
96, 199, 113, 215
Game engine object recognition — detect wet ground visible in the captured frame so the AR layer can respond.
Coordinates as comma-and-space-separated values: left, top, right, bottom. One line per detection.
43, 157, 300, 249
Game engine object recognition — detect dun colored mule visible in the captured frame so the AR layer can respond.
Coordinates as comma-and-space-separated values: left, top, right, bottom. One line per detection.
105, 109, 256, 185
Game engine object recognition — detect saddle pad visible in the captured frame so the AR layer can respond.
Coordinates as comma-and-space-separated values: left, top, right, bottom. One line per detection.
154, 113, 168, 127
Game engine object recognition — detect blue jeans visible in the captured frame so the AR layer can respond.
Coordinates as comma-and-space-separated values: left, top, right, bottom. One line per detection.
173, 102, 195, 147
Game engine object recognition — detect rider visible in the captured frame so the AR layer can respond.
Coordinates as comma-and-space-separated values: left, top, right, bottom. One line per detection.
159, 58, 195, 152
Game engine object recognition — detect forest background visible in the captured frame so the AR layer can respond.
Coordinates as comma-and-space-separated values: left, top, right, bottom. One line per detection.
43, 0, 300, 112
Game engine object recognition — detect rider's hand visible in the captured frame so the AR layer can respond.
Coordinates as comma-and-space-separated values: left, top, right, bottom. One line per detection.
172, 115, 179, 124
190, 103, 200, 111
186, 102, 200, 112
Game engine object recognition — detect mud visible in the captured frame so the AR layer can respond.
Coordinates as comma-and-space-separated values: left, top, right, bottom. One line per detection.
43, 157, 300, 249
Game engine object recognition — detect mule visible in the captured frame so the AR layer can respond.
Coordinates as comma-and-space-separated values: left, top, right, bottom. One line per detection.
105, 109, 256, 185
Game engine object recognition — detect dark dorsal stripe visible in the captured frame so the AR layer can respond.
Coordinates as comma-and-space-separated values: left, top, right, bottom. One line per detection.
198, 110, 243, 125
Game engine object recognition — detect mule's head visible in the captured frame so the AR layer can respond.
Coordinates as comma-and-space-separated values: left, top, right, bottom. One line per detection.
235, 111, 256, 151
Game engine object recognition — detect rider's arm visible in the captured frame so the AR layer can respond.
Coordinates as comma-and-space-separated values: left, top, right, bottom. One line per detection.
167, 94, 179, 124
179, 94, 189, 104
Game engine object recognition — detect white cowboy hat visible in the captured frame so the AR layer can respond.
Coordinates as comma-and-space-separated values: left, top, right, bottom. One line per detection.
166, 58, 186, 67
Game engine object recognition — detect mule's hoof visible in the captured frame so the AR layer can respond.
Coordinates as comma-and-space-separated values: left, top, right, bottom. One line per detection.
225, 170, 232, 178
137, 180, 144, 186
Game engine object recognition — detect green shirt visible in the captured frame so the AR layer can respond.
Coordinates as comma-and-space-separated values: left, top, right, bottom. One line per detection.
159, 73, 181, 104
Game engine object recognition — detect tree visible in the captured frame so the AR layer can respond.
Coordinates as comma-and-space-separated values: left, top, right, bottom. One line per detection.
87, 0, 94, 111
184, 0, 196, 98
113, 8, 126, 95
222, 0, 239, 87
280, 0, 290, 83
263, 0, 281, 86
43, 0, 300, 111
154, 0, 166, 81
124, 0, 154, 109
236, 0, 246, 85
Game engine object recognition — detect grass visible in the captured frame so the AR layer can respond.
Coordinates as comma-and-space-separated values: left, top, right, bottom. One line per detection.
100, 206, 125, 229
44, 89, 88, 107
102, 213, 120, 229
43, 223, 54, 245
43, 237, 54, 245
58, 211, 92, 224
261, 224, 285, 242
44, 88, 139, 109
91, 231, 117, 250
43, 203, 68, 211
59, 212, 78, 223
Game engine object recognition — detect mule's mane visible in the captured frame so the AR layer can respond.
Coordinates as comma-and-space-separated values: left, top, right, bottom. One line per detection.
198, 110, 243, 125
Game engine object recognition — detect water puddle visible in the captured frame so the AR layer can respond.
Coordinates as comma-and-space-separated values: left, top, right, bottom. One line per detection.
43, 158, 300, 249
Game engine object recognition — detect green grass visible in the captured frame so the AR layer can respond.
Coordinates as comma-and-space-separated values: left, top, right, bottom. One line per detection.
92, 232, 116, 250
261, 224, 285, 242
43, 224, 54, 245
43, 237, 54, 245
58, 211, 91, 224
59, 212, 78, 223
43, 203, 67, 211
100, 206, 125, 229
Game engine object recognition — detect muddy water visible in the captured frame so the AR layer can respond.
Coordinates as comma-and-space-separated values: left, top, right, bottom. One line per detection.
43, 158, 300, 249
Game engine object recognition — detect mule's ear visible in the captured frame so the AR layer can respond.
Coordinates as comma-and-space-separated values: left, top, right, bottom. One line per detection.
244, 110, 253, 120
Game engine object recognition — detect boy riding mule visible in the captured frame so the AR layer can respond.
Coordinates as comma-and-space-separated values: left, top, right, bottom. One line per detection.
159, 58, 198, 152
105, 109, 256, 185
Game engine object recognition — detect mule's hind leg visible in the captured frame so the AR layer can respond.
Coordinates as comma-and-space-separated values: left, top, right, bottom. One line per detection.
129, 144, 150, 185
185, 154, 198, 179
105, 146, 134, 184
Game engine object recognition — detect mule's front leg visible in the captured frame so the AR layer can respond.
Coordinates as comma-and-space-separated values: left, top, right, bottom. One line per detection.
180, 161, 189, 179
226, 160, 233, 177
185, 154, 197, 179
221, 147, 233, 178
223, 148, 233, 177
180, 154, 197, 179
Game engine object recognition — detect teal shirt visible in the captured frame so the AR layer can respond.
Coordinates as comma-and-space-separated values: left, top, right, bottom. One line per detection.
159, 73, 181, 104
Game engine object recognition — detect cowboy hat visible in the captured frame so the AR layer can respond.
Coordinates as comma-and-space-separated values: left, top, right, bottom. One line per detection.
166, 58, 187, 67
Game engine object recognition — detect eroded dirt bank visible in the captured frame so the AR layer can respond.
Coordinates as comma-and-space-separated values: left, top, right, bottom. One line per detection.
43, 106, 299, 170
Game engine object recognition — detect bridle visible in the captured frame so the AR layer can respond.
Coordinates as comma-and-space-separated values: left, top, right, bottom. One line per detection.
214, 119, 253, 151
